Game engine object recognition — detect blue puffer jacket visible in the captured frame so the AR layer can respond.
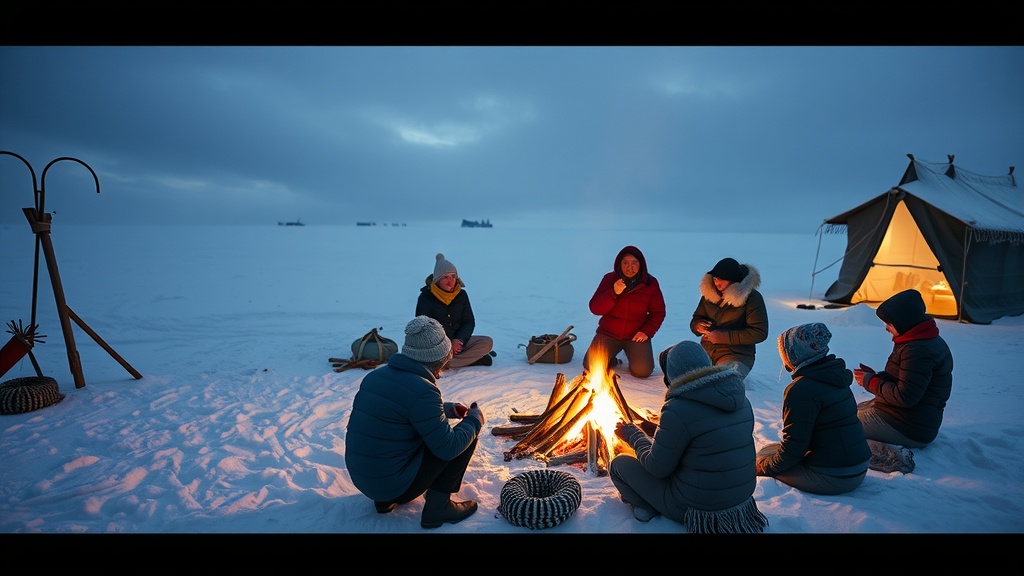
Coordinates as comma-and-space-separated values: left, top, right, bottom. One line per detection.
345, 353, 483, 501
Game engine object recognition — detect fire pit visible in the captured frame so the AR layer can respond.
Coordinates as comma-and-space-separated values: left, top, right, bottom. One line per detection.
492, 350, 657, 476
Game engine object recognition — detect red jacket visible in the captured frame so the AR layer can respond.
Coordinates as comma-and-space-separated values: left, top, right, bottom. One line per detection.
589, 245, 666, 341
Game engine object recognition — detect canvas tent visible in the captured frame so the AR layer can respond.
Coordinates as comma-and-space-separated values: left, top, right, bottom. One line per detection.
818, 155, 1024, 324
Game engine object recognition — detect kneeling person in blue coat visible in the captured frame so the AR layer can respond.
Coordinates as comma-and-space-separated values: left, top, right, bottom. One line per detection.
345, 315, 485, 529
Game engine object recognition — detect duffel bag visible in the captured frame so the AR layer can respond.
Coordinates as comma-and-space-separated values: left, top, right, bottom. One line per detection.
351, 327, 399, 363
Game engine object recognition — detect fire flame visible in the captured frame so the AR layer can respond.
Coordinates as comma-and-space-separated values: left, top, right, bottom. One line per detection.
562, 347, 629, 454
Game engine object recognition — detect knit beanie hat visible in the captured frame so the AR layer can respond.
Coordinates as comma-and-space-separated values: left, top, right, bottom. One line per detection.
708, 257, 746, 283
876, 288, 928, 335
662, 341, 712, 383
778, 322, 831, 373
433, 253, 457, 280
402, 315, 452, 363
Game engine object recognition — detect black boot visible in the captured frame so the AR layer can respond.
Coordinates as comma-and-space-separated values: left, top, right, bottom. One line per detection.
469, 354, 493, 366
421, 489, 478, 529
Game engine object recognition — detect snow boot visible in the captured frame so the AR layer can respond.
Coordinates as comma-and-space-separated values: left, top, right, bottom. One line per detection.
420, 489, 478, 529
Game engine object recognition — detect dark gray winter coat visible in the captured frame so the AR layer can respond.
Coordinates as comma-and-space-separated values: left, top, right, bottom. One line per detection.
689, 264, 768, 370
416, 275, 476, 345
345, 353, 483, 502
617, 364, 760, 518
757, 355, 871, 476
866, 289, 954, 445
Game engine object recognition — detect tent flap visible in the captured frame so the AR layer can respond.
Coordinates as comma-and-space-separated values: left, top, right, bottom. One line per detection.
821, 157, 1024, 324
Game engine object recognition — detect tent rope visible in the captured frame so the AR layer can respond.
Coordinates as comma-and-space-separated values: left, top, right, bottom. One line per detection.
807, 192, 896, 302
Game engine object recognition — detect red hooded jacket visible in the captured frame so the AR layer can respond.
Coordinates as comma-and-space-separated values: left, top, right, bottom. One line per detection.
589, 245, 666, 341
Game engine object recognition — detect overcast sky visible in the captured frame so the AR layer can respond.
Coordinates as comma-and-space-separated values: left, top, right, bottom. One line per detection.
2, 45, 1022, 232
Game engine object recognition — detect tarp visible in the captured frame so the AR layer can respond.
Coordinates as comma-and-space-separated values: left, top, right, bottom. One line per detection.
821, 156, 1024, 324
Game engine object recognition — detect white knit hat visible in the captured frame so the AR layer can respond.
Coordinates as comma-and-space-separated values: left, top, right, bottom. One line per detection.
433, 253, 457, 280
402, 315, 452, 363
778, 323, 831, 373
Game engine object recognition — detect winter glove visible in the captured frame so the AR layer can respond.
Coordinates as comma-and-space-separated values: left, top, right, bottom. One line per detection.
466, 402, 485, 427
639, 419, 658, 437
445, 402, 469, 419
615, 421, 640, 443
853, 363, 879, 393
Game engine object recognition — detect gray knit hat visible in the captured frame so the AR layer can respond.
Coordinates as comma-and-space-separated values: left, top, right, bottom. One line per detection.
402, 315, 452, 363
778, 322, 831, 373
434, 253, 457, 280
662, 341, 712, 382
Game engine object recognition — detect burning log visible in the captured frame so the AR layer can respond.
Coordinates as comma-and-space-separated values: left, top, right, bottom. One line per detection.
494, 365, 657, 476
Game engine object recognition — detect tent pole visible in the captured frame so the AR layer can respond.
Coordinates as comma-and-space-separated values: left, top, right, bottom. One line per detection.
958, 228, 971, 323
809, 224, 825, 301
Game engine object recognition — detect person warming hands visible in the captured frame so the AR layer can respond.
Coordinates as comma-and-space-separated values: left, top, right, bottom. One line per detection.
853, 289, 953, 473
345, 316, 485, 529
690, 257, 768, 380
608, 340, 767, 533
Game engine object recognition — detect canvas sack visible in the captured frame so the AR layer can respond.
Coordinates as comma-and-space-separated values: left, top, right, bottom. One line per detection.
351, 327, 399, 362
525, 333, 576, 364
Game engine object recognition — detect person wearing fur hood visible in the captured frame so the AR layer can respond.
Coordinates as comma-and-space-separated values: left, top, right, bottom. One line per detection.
690, 257, 769, 380
610, 340, 768, 533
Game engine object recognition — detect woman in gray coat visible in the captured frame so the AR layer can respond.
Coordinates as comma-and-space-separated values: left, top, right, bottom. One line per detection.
345, 316, 485, 529
610, 340, 768, 533
756, 323, 871, 495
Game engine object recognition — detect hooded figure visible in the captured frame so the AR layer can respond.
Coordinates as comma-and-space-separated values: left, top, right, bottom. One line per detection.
689, 257, 768, 379
584, 245, 667, 378
755, 323, 871, 495
854, 288, 954, 448
609, 340, 768, 533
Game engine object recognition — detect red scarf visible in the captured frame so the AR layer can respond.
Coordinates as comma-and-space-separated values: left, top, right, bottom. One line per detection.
893, 318, 939, 344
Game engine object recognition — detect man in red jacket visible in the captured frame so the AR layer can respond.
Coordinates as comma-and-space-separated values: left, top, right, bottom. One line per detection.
583, 245, 666, 378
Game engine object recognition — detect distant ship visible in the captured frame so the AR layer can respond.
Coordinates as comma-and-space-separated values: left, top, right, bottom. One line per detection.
278, 219, 305, 226
461, 219, 493, 228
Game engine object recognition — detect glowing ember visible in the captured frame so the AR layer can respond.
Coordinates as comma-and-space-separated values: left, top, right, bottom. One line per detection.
493, 346, 656, 475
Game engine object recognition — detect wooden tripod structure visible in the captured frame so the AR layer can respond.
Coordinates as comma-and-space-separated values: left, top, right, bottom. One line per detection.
3, 151, 142, 389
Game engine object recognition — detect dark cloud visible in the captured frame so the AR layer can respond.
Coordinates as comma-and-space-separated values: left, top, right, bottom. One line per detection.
2, 46, 1022, 232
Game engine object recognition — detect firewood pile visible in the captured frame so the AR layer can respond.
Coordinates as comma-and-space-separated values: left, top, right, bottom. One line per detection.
492, 369, 657, 476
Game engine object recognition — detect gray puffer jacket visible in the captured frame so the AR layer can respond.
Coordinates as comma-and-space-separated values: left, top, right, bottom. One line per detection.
345, 353, 483, 502
619, 363, 766, 531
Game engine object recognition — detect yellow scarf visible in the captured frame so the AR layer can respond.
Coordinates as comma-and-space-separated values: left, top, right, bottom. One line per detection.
430, 281, 461, 305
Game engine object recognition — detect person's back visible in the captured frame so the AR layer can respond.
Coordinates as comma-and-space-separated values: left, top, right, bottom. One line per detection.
757, 323, 870, 495
610, 341, 766, 533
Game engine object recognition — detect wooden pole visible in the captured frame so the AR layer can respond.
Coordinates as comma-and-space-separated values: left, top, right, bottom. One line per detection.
528, 325, 574, 364
25, 208, 85, 389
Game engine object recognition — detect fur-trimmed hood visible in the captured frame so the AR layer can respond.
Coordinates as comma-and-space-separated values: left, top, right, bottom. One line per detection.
665, 364, 746, 413
698, 263, 761, 308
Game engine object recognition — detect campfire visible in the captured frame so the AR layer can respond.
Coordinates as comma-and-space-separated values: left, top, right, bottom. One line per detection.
492, 349, 657, 476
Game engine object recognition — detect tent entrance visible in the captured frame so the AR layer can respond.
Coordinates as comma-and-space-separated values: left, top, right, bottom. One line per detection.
850, 200, 957, 317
